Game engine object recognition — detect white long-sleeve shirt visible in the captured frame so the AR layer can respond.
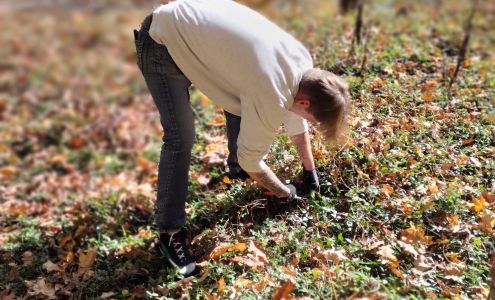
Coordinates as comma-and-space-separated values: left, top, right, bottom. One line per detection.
149, 0, 313, 172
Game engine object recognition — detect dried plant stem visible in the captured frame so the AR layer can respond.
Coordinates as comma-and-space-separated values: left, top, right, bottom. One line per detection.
448, 0, 478, 99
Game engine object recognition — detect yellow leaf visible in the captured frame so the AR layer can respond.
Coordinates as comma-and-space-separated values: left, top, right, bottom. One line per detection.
199, 93, 211, 105
209, 243, 247, 260
223, 176, 232, 184
445, 253, 460, 263
217, 277, 225, 294
427, 183, 439, 195
470, 196, 486, 213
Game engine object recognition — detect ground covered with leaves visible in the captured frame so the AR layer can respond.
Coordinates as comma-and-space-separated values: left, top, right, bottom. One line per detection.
1, 0, 494, 299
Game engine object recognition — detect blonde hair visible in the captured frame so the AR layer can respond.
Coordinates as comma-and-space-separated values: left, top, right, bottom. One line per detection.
299, 68, 350, 144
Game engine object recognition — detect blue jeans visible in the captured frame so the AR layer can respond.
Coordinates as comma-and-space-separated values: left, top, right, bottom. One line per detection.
134, 15, 242, 231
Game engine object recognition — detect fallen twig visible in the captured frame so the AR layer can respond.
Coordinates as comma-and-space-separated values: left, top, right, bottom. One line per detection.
448, 0, 478, 99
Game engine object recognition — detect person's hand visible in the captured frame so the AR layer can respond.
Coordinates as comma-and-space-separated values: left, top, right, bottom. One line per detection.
265, 184, 301, 201
301, 168, 320, 195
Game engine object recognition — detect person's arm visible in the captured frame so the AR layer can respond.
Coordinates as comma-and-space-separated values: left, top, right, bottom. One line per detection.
290, 131, 320, 194
289, 131, 315, 170
247, 165, 291, 198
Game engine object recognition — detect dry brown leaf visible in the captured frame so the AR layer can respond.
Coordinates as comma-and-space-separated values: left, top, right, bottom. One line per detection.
316, 249, 348, 264
209, 114, 226, 126
0, 166, 19, 179
442, 262, 466, 276
283, 266, 297, 277
272, 281, 295, 300
441, 286, 462, 297
421, 80, 437, 102
248, 240, 268, 263
376, 245, 397, 265
79, 247, 97, 269
22, 251, 33, 266
413, 255, 433, 273
462, 136, 475, 146
136, 156, 156, 173
231, 256, 265, 268
400, 225, 433, 245
66, 251, 74, 263
24, 278, 59, 299
478, 212, 495, 233
382, 184, 394, 198
209, 243, 247, 260
397, 240, 419, 257
43, 260, 62, 273
482, 191, 495, 203
101, 292, 116, 299
68, 136, 85, 149
235, 278, 257, 290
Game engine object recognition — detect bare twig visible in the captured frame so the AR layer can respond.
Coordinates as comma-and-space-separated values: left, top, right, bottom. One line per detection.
348, 0, 364, 62
359, 22, 371, 75
352, 0, 364, 46
448, 0, 478, 99
489, 251, 495, 300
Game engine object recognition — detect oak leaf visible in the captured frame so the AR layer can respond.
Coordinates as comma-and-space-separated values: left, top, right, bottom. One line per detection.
209, 243, 247, 260
400, 225, 433, 245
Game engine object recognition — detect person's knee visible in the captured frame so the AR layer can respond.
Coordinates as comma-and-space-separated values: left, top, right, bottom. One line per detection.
163, 126, 195, 152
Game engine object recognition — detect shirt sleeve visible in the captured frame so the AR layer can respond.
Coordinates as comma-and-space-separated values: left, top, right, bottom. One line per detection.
284, 111, 308, 136
236, 100, 277, 173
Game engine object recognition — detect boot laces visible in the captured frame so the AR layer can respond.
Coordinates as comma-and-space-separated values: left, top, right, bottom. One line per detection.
169, 233, 187, 262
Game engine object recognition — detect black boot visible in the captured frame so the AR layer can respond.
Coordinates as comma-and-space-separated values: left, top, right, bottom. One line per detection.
158, 228, 199, 277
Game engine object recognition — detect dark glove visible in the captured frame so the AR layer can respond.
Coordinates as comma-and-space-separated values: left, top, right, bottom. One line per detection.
264, 184, 300, 201
301, 168, 320, 195
285, 184, 298, 201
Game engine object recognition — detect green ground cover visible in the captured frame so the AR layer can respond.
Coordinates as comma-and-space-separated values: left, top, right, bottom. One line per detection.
0, 0, 494, 299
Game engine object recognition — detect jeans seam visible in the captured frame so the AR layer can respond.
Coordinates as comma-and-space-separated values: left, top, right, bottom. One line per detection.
157, 72, 182, 229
